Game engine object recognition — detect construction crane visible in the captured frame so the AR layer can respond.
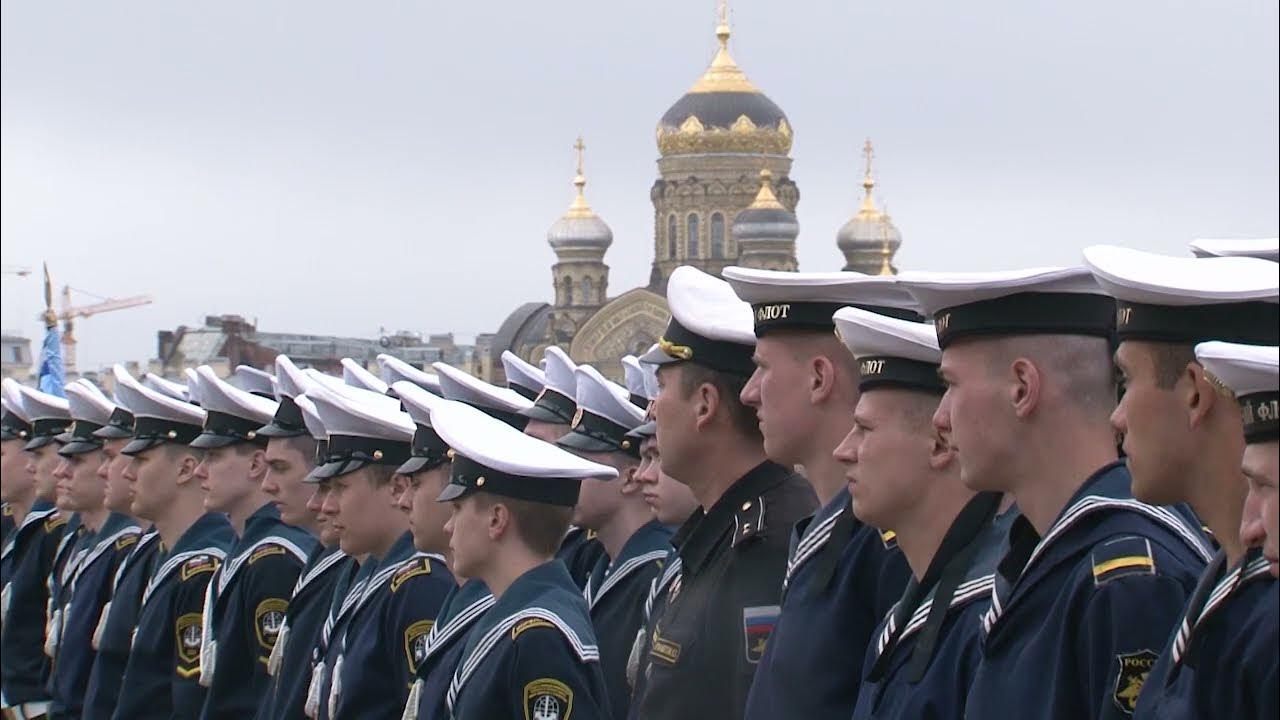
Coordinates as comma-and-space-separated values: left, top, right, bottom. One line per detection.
37, 263, 153, 375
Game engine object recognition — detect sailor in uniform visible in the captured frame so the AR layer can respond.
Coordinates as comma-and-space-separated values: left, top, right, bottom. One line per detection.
829, 307, 1011, 719
185, 366, 314, 719
46, 381, 142, 720
722, 268, 913, 720
82, 369, 160, 720
109, 367, 234, 720
307, 381, 454, 719
430, 399, 614, 720
1226, 342, 1280, 578
631, 266, 818, 720
896, 266, 1214, 719
555, 365, 673, 720
1079, 247, 1279, 717
1, 383, 72, 720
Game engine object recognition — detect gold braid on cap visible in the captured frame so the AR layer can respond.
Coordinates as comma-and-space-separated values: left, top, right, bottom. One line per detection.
1202, 370, 1237, 400
658, 337, 693, 361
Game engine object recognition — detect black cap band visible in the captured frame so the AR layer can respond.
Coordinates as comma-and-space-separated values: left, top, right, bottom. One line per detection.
557, 409, 640, 458
523, 387, 576, 425
190, 410, 270, 449
92, 407, 135, 439
1239, 391, 1280, 444
857, 356, 945, 395
257, 396, 308, 438
752, 301, 922, 337
932, 293, 1116, 349
1, 412, 32, 441
122, 416, 204, 455
656, 318, 756, 377
628, 393, 648, 409
1115, 301, 1280, 346
57, 419, 106, 456
509, 383, 541, 402
445, 455, 582, 507
397, 424, 451, 475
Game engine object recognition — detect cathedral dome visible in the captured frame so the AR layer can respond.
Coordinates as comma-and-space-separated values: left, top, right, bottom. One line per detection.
837, 140, 902, 276
548, 138, 613, 251
734, 169, 799, 241
656, 13, 792, 157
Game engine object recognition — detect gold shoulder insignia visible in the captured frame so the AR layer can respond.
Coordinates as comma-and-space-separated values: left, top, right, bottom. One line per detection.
585, 529, 598, 541
248, 544, 287, 565
116, 534, 139, 551
390, 558, 431, 593
511, 617, 554, 640
1092, 536, 1156, 586
732, 496, 766, 548
3, 504, 13, 517
881, 530, 898, 550
523, 678, 573, 720
180, 555, 219, 581
45, 515, 68, 532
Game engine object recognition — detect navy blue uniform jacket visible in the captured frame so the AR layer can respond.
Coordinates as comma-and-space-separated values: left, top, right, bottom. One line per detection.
82, 528, 160, 720
407, 578, 495, 720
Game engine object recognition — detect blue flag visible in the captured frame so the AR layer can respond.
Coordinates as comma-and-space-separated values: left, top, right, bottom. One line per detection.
38, 325, 65, 397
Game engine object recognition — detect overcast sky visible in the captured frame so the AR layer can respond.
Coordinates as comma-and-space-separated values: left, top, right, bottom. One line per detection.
3, 0, 1277, 370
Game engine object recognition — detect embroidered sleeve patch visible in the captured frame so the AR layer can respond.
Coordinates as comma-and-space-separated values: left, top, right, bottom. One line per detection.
523, 678, 573, 720
742, 605, 780, 664
512, 617, 554, 640
115, 534, 139, 551
248, 544, 286, 565
403, 619, 434, 671
255, 598, 289, 656
175, 612, 204, 676
390, 559, 431, 593
1112, 649, 1158, 714
648, 628, 681, 666
1092, 537, 1156, 586
181, 555, 219, 581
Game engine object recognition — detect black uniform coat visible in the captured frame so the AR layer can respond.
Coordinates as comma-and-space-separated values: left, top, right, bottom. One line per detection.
557, 526, 607, 591
407, 578, 495, 720
624, 547, 683, 720
1, 501, 67, 705
963, 461, 1213, 720
631, 461, 817, 720
255, 545, 349, 720
198, 503, 313, 720
111, 512, 233, 720
1135, 547, 1278, 718
745, 486, 909, 720
311, 558, 375, 720
82, 528, 161, 720
446, 560, 611, 720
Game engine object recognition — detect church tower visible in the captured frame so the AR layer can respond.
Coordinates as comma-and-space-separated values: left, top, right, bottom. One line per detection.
837, 139, 903, 275
650, 1, 798, 288
733, 169, 798, 270
547, 137, 612, 343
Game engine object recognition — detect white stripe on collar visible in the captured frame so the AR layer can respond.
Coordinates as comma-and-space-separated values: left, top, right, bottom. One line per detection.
420, 592, 497, 666
586, 550, 669, 608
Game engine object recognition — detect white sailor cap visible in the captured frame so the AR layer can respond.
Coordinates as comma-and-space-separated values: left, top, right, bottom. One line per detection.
522, 346, 578, 425
183, 368, 202, 406
1, 378, 34, 442
723, 266, 922, 337
229, 365, 277, 399
341, 358, 390, 395
391, 381, 452, 475
1189, 237, 1279, 262
377, 354, 443, 396
91, 367, 138, 440
58, 380, 117, 456
285, 395, 330, 479
896, 267, 1113, 350
624, 346, 661, 441
144, 373, 191, 404
16, 384, 72, 451
304, 368, 351, 394
833, 307, 944, 395
500, 351, 547, 402
640, 266, 757, 376
432, 399, 617, 507
620, 355, 650, 408
433, 362, 534, 430
306, 381, 415, 480
114, 365, 206, 456
188, 366, 279, 449
258, 355, 313, 439
1195, 342, 1279, 445
1083, 245, 1279, 346
556, 366, 646, 458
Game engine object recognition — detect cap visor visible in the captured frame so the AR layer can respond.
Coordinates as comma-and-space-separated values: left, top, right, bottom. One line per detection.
188, 433, 241, 450
256, 423, 307, 439
121, 437, 164, 456
91, 425, 134, 440
0, 430, 16, 441
435, 482, 473, 503
555, 431, 620, 455
22, 436, 58, 452
58, 439, 104, 457
520, 405, 573, 424
638, 346, 681, 366
396, 456, 432, 476
626, 420, 657, 439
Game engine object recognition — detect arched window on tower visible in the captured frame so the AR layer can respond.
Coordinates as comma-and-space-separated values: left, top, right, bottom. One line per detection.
667, 214, 678, 259
710, 213, 725, 258
687, 214, 700, 258
561, 276, 574, 306
580, 276, 594, 305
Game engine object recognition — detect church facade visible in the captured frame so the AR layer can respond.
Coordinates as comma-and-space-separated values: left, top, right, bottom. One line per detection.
475, 11, 904, 384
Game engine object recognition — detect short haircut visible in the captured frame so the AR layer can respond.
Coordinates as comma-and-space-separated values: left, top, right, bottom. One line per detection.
475, 494, 573, 557
678, 363, 762, 440
1145, 342, 1197, 391
981, 335, 1116, 417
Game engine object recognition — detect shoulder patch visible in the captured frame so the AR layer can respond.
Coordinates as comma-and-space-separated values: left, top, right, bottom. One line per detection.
249, 544, 287, 564
742, 605, 780, 664
404, 619, 433, 671
254, 598, 289, 655
881, 530, 898, 549
732, 496, 767, 548
174, 612, 204, 675
180, 554, 220, 581
1112, 648, 1158, 714
116, 534, 139, 551
649, 627, 681, 666
390, 558, 431, 593
45, 514, 68, 532
1092, 536, 1156, 586
512, 617, 555, 640
523, 678, 574, 720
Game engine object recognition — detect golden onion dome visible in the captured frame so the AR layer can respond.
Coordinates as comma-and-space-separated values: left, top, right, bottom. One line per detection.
656, 4, 792, 157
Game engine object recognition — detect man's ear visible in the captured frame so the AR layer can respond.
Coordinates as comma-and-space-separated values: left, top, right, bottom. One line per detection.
176, 452, 200, 485
489, 502, 510, 541
1009, 357, 1042, 419
1185, 363, 1220, 430
619, 462, 644, 496
694, 382, 720, 431
810, 355, 838, 405
248, 448, 269, 481
928, 427, 956, 472
389, 473, 412, 505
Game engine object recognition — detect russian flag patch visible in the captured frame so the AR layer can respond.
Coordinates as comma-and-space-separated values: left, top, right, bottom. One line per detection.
742, 605, 781, 663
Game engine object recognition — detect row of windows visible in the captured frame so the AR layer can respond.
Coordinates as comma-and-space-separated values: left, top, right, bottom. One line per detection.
666, 212, 727, 260
560, 275, 598, 306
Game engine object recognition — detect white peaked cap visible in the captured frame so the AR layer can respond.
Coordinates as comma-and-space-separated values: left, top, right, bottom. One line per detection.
1195, 342, 1279, 397
65, 380, 117, 425
273, 355, 314, 401
833, 307, 941, 363
541, 346, 578, 397
1190, 237, 1279, 261
575, 366, 645, 429
306, 381, 414, 442
377, 354, 442, 395
620, 355, 649, 403
194, 366, 278, 425
2, 378, 32, 422
897, 267, 1103, 317
294, 395, 327, 441
144, 372, 191, 403
229, 365, 276, 397
433, 401, 617, 481
113, 366, 204, 425
1082, 245, 1279, 306
393, 381, 450, 429
341, 358, 389, 394
432, 362, 534, 416
501, 351, 547, 397
16, 384, 71, 421
665, 265, 755, 345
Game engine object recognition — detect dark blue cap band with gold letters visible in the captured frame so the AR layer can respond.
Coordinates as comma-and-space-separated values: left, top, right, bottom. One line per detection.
932, 292, 1116, 349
